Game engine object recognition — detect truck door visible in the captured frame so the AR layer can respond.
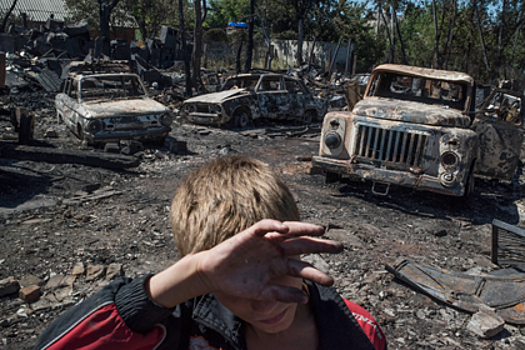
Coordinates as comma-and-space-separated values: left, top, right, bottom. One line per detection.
472, 90, 524, 181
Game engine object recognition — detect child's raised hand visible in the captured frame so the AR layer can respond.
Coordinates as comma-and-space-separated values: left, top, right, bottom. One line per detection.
194, 219, 343, 304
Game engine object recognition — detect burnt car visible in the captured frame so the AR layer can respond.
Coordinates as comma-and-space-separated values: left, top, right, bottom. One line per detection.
312, 64, 523, 197
181, 73, 327, 127
56, 63, 172, 144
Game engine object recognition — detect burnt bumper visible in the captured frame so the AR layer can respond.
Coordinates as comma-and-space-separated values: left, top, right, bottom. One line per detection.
185, 112, 230, 125
86, 128, 170, 144
312, 156, 465, 196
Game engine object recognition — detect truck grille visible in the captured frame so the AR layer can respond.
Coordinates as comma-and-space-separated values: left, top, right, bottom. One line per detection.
354, 125, 430, 168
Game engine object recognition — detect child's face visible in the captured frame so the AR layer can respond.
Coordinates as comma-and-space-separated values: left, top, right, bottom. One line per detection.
214, 274, 304, 334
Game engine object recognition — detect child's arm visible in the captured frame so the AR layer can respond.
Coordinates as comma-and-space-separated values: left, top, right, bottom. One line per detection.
35, 220, 341, 350
148, 219, 343, 307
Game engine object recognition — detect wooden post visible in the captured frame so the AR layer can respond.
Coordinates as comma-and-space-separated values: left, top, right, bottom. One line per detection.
0, 52, 5, 89
352, 52, 357, 76
344, 38, 352, 78
327, 49, 332, 74
307, 37, 316, 71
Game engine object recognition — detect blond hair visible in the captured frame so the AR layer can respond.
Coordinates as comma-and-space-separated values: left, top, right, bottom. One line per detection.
170, 155, 299, 256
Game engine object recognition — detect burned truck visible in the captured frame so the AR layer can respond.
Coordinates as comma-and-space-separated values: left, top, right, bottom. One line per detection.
312, 64, 523, 197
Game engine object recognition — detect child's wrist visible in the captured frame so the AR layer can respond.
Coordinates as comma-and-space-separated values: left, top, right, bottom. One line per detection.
146, 253, 211, 308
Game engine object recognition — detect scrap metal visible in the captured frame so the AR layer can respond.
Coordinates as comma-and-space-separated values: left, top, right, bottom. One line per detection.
386, 258, 525, 325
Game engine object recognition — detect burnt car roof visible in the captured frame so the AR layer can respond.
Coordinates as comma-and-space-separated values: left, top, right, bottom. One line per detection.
374, 64, 474, 85
226, 73, 302, 82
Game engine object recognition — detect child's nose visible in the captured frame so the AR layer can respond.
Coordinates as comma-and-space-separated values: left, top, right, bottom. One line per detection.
250, 299, 279, 313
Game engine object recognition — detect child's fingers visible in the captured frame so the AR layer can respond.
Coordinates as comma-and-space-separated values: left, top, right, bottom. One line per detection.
280, 221, 325, 237
286, 259, 335, 287
280, 237, 343, 256
258, 284, 309, 304
250, 219, 289, 237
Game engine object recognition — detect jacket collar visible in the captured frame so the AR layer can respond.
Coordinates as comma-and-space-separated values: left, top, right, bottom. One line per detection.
191, 281, 375, 350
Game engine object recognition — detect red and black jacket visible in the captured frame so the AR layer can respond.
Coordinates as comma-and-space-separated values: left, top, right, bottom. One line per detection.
35, 275, 386, 350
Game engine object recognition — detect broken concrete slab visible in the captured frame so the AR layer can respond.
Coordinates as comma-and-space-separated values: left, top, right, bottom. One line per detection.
105, 263, 123, 280
467, 305, 505, 339
85, 264, 105, 281
71, 263, 85, 276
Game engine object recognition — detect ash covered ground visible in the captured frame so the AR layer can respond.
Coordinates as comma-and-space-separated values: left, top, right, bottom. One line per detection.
1, 91, 525, 349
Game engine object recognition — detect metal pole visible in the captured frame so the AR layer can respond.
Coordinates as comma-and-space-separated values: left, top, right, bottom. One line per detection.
344, 38, 352, 78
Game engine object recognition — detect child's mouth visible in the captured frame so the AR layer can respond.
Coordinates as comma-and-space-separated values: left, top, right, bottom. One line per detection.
259, 309, 287, 325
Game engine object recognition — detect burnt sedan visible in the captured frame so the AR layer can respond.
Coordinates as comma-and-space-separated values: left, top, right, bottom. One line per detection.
56, 71, 172, 144
181, 73, 327, 128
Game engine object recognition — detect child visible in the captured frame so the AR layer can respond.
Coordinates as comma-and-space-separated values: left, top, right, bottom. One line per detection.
35, 155, 386, 350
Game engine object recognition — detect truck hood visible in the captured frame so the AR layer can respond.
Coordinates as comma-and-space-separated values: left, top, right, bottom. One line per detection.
353, 98, 471, 127
82, 98, 168, 118
184, 89, 247, 104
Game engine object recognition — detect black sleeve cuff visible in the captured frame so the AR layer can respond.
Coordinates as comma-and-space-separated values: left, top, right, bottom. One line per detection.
115, 274, 177, 333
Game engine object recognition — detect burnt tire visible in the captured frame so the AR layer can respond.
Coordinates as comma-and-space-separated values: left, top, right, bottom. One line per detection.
18, 112, 34, 145
302, 110, 316, 125
234, 110, 251, 129
325, 171, 341, 184
463, 164, 475, 199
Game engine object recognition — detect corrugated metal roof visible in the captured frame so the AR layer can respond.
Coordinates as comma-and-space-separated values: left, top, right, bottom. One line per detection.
0, 0, 137, 28
0, 0, 70, 23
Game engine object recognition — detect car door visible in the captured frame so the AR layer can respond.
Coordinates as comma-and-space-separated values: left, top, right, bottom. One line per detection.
256, 76, 291, 120
472, 89, 524, 181
63, 79, 80, 131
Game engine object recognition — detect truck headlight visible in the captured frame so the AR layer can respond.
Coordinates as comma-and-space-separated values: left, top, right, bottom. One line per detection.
440, 151, 459, 169
88, 119, 103, 134
324, 133, 341, 149
160, 114, 172, 127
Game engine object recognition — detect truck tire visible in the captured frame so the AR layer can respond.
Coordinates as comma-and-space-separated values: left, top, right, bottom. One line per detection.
325, 171, 341, 184
18, 112, 34, 145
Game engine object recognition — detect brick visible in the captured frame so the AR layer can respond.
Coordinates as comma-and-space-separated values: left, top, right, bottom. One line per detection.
19, 285, 40, 302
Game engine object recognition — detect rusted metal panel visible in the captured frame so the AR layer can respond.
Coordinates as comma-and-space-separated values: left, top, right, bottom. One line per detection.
353, 98, 471, 127
387, 258, 525, 325
374, 64, 474, 84
492, 219, 525, 267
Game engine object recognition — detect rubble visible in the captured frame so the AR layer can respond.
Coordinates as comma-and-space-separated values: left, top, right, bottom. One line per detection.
0, 277, 20, 297
467, 305, 505, 339
19, 285, 40, 302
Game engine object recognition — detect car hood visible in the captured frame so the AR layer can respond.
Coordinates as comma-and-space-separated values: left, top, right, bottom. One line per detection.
184, 89, 247, 104
82, 98, 168, 118
353, 98, 471, 127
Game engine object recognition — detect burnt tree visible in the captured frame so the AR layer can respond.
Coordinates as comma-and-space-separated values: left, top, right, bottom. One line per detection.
179, 0, 192, 97
244, 0, 255, 72
192, 0, 207, 93
98, 0, 121, 56
0, 0, 18, 33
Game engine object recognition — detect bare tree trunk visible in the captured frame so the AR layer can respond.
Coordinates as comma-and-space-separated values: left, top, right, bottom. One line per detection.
256, 0, 272, 69
0, 0, 18, 33
375, 0, 382, 38
432, 0, 440, 69
244, 0, 255, 72
393, 1, 408, 65
98, 0, 120, 57
390, 3, 395, 49
498, 0, 507, 77
297, 18, 304, 66
236, 32, 244, 74
192, 0, 207, 93
379, 7, 394, 63
179, 0, 192, 97
443, 0, 457, 70
510, 11, 524, 77
474, 2, 491, 77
